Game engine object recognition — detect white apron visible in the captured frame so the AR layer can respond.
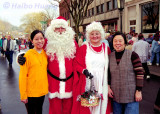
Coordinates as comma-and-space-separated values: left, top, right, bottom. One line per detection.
86, 43, 105, 114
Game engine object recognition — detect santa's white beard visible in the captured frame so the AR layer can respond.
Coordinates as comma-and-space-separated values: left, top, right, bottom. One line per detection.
45, 27, 76, 61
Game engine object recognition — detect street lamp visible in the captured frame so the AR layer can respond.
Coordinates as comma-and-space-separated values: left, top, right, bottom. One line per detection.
117, 0, 125, 33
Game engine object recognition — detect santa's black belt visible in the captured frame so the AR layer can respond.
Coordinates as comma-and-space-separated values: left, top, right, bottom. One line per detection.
47, 70, 73, 82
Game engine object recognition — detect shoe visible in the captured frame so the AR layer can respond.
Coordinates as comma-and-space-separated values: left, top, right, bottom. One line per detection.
156, 63, 159, 66
148, 62, 152, 65
146, 75, 150, 79
154, 104, 160, 112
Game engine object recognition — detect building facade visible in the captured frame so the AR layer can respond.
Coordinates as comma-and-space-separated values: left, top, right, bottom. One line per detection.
74, 0, 120, 32
59, 0, 159, 35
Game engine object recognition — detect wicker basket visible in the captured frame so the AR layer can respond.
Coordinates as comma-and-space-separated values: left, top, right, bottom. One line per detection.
80, 76, 100, 107
80, 92, 100, 107
81, 96, 99, 107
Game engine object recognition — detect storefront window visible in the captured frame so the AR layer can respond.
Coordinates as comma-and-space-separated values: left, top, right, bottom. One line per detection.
141, 2, 159, 33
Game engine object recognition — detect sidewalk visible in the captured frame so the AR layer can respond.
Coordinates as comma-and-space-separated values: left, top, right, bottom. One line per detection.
148, 65, 160, 77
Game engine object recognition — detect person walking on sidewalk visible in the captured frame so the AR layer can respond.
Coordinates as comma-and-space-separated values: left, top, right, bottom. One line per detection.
148, 32, 160, 66
3, 35, 15, 67
19, 30, 48, 114
0, 35, 6, 57
132, 33, 151, 79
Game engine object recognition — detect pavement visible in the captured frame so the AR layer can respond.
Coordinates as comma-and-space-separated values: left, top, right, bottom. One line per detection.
0, 50, 160, 114
148, 65, 160, 77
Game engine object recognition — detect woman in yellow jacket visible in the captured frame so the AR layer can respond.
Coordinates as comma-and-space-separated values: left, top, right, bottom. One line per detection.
19, 30, 48, 114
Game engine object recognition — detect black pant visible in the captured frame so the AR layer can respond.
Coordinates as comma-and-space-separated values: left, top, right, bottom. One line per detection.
1, 48, 5, 55
5, 51, 13, 65
27, 95, 45, 114
142, 63, 150, 77
155, 88, 160, 106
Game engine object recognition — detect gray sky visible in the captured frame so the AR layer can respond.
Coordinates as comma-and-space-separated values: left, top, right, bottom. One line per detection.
0, 0, 59, 26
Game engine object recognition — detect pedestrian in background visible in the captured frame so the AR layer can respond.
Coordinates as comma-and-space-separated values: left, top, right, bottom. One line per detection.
17, 38, 21, 52
0, 38, 2, 53
0, 35, 6, 57
78, 35, 84, 47
102, 32, 110, 47
107, 31, 114, 52
28, 38, 34, 49
131, 33, 138, 44
148, 32, 160, 66
19, 30, 48, 114
132, 33, 151, 79
108, 32, 144, 114
146, 33, 153, 44
3, 35, 15, 67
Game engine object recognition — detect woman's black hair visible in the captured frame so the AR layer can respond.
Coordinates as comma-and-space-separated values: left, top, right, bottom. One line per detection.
30, 30, 44, 40
112, 32, 127, 45
138, 33, 144, 40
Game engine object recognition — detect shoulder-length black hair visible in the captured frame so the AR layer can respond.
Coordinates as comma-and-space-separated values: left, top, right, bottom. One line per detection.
30, 30, 44, 40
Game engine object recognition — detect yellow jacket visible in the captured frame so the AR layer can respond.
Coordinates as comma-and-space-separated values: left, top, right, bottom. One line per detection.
19, 49, 48, 100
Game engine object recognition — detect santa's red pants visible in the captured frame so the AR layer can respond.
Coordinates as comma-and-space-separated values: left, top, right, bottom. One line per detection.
49, 97, 73, 114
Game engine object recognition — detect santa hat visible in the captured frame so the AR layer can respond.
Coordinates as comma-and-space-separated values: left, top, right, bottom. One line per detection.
86, 21, 105, 41
50, 16, 69, 30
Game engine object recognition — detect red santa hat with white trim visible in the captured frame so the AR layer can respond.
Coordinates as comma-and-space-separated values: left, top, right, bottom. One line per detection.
50, 16, 69, 30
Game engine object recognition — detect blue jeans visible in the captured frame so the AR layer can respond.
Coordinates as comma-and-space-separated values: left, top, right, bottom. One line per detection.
113, 101, 139, 114
150, 52, 159, 64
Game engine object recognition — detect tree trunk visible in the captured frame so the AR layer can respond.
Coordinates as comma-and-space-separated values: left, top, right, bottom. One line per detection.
74, 24, 79, 43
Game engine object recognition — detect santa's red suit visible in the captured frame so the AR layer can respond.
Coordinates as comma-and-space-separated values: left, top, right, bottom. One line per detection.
45, 16, 78, 114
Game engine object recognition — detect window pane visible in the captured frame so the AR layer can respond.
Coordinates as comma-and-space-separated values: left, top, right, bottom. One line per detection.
99, 5, 101, 13
96, 6, 99, 14
97, 5, 100, 14
141, 2, 159, 33
101, 4, 104, 13
107, 1, 112, 11
92, 8, 94, 15
88, 10, 90, 16
90, 9, 92, 16
84, 10, 87, 17
113, 0, 118, 9
130, 20, 136, 25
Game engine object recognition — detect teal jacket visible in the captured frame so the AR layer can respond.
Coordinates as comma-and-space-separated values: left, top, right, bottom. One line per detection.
0, 39, 2, 47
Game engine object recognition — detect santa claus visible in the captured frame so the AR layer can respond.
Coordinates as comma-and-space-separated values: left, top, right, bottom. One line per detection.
45, 16, 78, 114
